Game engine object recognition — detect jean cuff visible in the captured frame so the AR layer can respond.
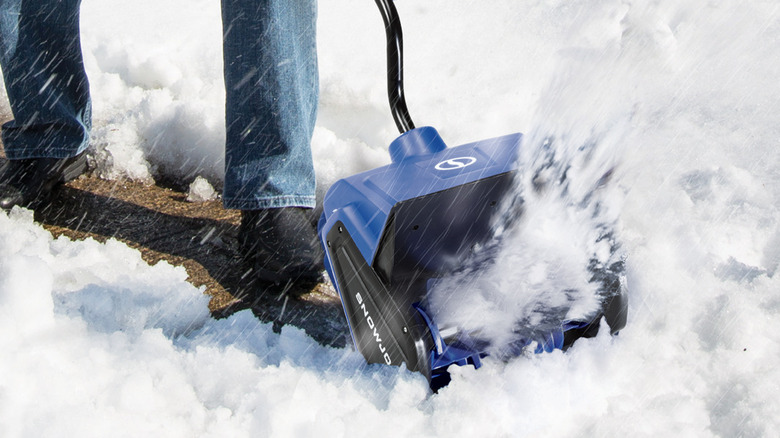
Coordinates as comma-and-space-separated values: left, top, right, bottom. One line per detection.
223, 195, 316, 210
2, 141, 89, 161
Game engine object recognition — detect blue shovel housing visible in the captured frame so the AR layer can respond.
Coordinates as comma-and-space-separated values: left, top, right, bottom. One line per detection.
318, 127, 627, 388
318, 126, 520, 382
319, 1, 627, 389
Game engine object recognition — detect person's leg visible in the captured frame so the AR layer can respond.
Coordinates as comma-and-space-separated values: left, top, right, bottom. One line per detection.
0, 0, 90, 209
0, 0, 91, 159
221, 0, 322, 285
221, 0, 318, 210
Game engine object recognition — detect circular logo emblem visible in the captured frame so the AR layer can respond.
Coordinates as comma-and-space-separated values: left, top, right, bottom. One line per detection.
434, 156, 477, 171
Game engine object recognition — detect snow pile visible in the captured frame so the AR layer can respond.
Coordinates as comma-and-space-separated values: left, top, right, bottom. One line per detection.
1, 0, 780, 436
0, 208, 209, 334
0, 208, 430, 436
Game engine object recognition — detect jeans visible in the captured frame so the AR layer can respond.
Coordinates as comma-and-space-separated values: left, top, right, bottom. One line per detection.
0, 0, 318, 210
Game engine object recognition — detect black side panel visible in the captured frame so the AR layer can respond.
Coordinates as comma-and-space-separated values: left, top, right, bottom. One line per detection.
326, 222, 431, 378
603, 282, 628, 334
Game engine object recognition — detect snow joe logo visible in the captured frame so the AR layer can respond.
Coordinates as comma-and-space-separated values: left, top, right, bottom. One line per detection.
355, 292, 393, 365
434, 156, 477, 171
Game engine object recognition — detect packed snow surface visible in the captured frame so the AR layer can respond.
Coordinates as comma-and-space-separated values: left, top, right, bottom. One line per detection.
2, 0, 779, 436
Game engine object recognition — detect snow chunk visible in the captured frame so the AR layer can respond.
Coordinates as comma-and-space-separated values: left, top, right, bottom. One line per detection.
186, 176, 218, 202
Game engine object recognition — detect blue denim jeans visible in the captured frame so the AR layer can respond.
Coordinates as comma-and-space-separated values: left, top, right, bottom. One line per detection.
0, 0, 318, 210
0, 0, 91, 160
221, 0, 318, 209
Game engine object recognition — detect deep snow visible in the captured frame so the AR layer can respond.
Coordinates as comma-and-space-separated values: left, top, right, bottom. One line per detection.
1, 0, 779, 436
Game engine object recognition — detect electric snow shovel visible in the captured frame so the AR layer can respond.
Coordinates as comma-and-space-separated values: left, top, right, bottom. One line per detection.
318, 0, 627, 388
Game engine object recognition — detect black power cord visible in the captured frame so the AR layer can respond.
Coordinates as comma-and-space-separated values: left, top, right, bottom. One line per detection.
374, 0, 416, 134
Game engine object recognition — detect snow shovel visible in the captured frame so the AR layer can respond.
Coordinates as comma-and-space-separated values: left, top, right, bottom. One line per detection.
317, 0, 627, 389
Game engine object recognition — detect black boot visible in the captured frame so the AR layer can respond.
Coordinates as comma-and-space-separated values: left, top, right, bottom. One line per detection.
238, 207, 324, 286
0, 152, 88, 210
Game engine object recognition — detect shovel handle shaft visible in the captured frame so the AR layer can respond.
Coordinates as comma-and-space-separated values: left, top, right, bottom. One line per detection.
374, 0, 416, 133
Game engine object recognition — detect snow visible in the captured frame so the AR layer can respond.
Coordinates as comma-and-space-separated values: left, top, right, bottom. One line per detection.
187, 176, 218, 203
2, 0, 780, 436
